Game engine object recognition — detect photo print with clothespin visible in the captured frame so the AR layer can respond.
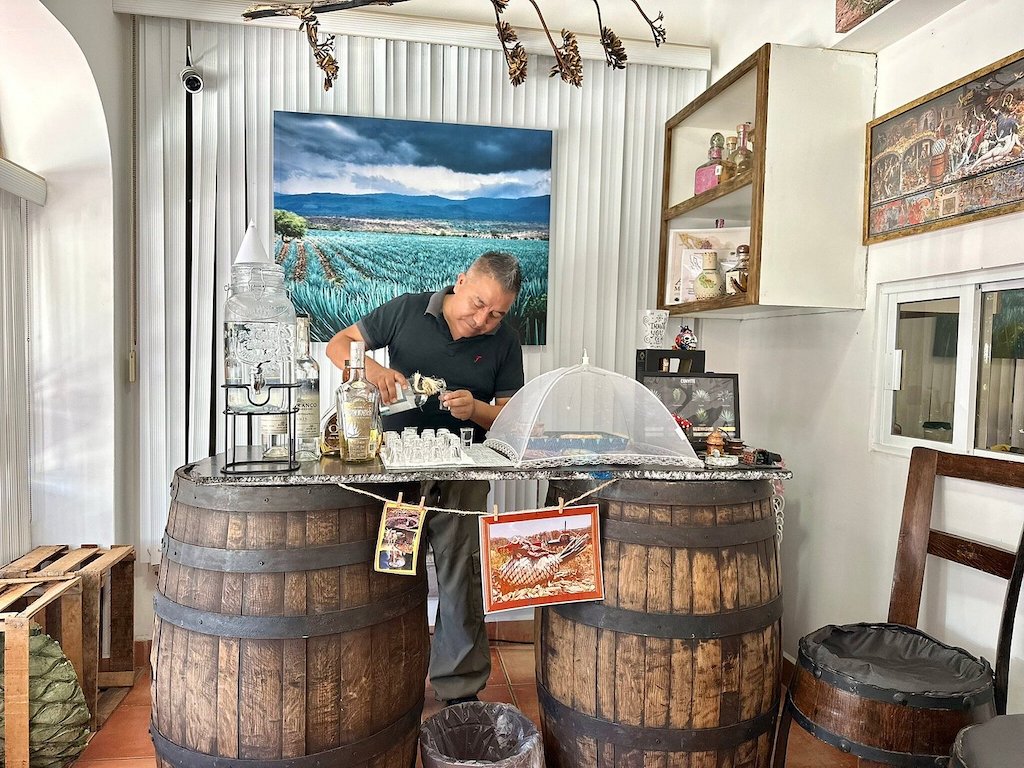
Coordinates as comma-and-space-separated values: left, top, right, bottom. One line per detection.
373, 494, 427, 576
478, 501, 603, 614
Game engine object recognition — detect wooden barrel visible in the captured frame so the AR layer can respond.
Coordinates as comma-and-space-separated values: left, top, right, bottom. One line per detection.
786, 623, 996, 766
150, 467, 428, 768
539, 478, 782, 768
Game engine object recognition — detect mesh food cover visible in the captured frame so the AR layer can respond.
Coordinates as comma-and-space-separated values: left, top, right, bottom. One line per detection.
484, 358, 702, 468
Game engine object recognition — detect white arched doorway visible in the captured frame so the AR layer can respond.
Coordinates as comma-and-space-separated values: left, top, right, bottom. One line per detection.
0, 0, 117, 547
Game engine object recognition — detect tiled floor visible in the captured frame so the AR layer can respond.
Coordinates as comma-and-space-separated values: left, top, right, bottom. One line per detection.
77, 642, 854, 767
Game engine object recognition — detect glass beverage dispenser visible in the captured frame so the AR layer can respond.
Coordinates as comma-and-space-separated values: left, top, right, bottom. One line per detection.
223, 221, 297, 413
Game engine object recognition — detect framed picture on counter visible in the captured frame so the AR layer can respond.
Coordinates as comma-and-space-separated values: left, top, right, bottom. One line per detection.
639, 372, 740, 447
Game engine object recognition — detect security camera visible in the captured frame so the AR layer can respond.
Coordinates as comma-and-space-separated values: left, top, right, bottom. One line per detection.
180, 46, 203, 94
180, 66, 204, 94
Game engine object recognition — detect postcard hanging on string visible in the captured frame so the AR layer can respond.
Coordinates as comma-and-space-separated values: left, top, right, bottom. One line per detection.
479, 504, 603, 614
374, 499, 427, 576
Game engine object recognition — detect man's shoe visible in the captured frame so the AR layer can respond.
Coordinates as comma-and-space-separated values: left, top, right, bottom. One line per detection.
444, 694, 480, 707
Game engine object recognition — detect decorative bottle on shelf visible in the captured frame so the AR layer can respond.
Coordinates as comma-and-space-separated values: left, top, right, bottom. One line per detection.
694, 133, 735, 195
693, 251, 726, 299
223, 221, 296, 414
725, 244, 750, 295
730, 122, 753, 175
294, 314, 321, 461
337, 342, 381, 462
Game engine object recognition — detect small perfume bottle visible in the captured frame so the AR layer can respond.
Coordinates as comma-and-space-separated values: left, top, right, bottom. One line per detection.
694, 132, 735, 195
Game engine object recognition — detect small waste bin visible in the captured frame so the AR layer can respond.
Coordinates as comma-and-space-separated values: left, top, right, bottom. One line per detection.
419, 702, 544, 768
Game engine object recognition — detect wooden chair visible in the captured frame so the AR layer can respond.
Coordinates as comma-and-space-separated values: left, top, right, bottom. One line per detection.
773, 447, 1024, 767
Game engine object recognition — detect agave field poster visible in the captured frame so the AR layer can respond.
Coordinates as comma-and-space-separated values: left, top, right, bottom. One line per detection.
273, 112, 553, 344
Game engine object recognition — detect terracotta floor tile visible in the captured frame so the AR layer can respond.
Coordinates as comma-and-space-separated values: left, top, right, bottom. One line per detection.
496, 645, 536, 685
486, 647, 506, 685
510, 684, 541, 730
478, 684, 517, 704
75, 759, 158, 768
120, 671, 152, 707
80, 702, 155, 760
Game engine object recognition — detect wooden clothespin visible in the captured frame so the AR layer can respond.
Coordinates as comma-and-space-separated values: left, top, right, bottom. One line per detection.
557, 496, 565, 514
396, 491, 404, 506
419, 496, 427, 513
492, 504, 500, 522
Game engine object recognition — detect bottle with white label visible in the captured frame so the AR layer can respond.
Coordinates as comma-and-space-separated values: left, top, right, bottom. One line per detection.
294, 314, 321, 461
337, 341, 380, 462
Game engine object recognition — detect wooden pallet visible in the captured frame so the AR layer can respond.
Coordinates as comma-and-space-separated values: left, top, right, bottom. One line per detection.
1, 545, 136, 728
1, 575, 84, 768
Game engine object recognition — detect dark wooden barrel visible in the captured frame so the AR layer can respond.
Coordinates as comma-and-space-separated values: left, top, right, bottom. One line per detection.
539, 478, 782, 768
150, 467, 427, 768
786, 624, 996, 766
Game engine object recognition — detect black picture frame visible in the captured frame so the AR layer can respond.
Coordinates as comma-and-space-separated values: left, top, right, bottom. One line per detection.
638, 372, 740, 448
635, 349, 706, 378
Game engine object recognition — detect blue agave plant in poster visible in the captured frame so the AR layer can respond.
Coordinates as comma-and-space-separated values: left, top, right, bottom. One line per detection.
273, 112, 552, 345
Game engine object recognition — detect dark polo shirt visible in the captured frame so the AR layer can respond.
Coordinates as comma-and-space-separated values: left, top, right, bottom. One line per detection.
356, 287, 524, 441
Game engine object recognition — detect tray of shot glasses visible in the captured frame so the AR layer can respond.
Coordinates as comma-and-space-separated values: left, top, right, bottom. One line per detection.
380, 426, 514, 470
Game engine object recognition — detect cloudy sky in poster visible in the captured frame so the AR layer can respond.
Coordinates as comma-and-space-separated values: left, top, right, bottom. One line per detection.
274, 112, 552, 200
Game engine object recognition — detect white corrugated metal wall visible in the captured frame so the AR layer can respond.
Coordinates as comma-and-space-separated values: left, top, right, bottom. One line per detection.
0, 189, 32, 566
137, 16, 706, 561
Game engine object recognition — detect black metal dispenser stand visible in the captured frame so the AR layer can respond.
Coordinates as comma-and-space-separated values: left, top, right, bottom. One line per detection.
221, 383, 300, 474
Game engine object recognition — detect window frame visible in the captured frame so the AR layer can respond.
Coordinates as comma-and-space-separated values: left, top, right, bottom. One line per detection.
873, 267, 1024, 464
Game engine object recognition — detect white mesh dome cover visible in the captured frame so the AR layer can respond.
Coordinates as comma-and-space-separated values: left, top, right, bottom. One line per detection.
484, 360, 702, 468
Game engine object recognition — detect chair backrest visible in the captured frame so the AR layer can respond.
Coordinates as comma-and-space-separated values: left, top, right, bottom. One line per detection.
888, 446, 1024, 714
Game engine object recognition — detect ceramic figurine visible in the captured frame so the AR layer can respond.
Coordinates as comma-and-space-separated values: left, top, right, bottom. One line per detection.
705, 428, 726, 458
674, 325, 698, 350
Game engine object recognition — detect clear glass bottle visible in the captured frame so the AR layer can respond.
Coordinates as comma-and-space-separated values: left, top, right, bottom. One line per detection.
223, 222, 296, 414
731, 122, 753, 174
337, 342, 381, 462
694, 132, 735, 195
294, 314, 321, 461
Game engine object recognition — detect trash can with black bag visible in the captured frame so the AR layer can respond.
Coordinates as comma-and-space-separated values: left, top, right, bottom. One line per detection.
419, 702, 544, 768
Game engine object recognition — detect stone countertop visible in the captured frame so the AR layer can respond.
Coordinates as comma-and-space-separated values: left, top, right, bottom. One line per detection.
185, 449, 792, 485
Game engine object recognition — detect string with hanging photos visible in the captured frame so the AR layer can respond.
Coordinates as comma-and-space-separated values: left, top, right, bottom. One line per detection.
338, 477, 619, 518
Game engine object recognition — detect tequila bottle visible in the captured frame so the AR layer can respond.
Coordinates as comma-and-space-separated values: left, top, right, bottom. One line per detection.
694, 132, 735, 195
337, 342, 381, 463
730, 122, 753, 175
294, 314, 321, 461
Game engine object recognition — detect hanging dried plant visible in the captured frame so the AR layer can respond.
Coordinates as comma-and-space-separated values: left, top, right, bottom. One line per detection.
627, 0, 667, 45
493, 11, 528, 86
243, 0, 666, 90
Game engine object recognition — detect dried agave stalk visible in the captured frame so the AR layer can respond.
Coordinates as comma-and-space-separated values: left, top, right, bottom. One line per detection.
244, 0, 666, 90
592, 0, 626, 69
491, 1, 528, 86
626, 0, 667, 45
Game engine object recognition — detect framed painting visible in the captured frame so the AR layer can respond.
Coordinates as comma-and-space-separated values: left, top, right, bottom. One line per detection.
836, 0, 896, 33
865, 49, 1024, 244
639, 372, 740, 447
479, 504, 603, 615
273, 112, 553, 344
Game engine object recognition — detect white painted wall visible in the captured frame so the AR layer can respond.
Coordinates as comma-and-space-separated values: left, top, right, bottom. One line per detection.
0, 2, 118, 548
6, 0, 1024, 671
699, 0, 1024, 711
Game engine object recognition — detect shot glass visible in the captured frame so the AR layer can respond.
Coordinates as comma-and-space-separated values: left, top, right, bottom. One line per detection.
460, 427, 474, 450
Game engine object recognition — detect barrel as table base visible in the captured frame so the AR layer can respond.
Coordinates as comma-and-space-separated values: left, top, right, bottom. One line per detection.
151, 468, 428, 768
539, 478, 782, 768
